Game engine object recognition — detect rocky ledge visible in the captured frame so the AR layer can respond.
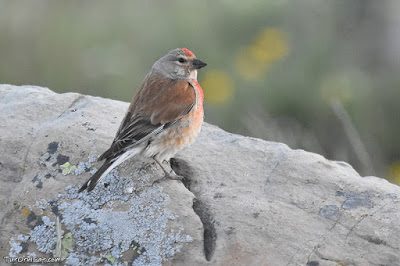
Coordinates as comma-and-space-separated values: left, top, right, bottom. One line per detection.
0, 85, 399, 265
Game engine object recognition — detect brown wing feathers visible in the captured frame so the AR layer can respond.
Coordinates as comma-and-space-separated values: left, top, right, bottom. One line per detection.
147, 82, 195, 124
98, 76, 195, 162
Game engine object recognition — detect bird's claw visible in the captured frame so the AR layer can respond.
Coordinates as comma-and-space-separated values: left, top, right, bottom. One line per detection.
151, 172, 185, 186
167, 172, 185, 181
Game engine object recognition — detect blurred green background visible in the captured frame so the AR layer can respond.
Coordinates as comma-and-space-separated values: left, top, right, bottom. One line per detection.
1, 0, 400, 184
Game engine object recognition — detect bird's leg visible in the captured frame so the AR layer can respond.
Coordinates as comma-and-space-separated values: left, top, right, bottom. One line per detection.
153, 157, 184, 183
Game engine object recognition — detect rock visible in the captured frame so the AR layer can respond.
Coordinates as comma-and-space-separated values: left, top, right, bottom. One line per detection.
0, 84, 399, 266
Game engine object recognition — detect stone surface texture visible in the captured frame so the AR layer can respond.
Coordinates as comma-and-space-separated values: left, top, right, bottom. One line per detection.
0, 85, 399, 266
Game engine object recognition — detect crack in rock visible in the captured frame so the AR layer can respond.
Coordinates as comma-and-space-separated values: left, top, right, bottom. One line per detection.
345, 201, 390, 242
192, 199, 217, 261
57, 94, 86, 118
171, 158, 217, 262
305, 213, 342, 264
21, 94, 87, 180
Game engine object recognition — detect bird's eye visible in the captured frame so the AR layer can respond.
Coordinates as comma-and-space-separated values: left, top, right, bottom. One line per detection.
178, 57, 187, 63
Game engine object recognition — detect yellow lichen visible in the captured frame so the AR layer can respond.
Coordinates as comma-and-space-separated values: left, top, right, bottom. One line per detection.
22, 207, 31, 217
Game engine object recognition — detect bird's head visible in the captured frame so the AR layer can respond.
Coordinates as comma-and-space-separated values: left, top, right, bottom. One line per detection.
151, 48, 207, 80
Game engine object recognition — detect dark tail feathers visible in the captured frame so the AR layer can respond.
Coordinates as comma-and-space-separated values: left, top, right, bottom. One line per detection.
78, 160, 112, 192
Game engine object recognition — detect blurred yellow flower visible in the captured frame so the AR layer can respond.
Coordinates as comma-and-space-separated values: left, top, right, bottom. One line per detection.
235, 47, 269, 81
251, 28, 289, 63
387, 162, 400, 185
235, 27, 289, 81
201, 70, 234, 104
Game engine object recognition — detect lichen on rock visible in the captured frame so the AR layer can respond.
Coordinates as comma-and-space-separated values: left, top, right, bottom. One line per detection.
10, 155, 191, 265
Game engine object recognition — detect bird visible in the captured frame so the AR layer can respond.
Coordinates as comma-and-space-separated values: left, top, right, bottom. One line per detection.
79, 48, 207, 192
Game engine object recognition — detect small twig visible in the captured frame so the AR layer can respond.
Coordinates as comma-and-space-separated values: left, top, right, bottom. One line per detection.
55, 216, 62, 259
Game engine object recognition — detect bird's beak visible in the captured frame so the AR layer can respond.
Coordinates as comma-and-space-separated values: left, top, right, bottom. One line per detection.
192, 59, 207, 70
